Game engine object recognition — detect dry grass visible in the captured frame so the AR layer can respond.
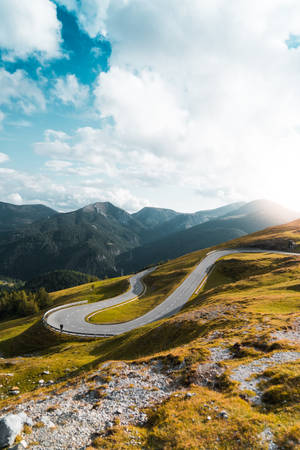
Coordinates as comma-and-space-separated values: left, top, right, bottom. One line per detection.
0, 219, 300, 448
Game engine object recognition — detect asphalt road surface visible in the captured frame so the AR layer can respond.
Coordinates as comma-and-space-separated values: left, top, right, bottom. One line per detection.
44, 248, 299, 337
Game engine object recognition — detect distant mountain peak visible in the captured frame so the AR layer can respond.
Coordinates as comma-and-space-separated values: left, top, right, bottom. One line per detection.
132, 206, 180, 229
0, 201, 57, 232
82, 201, 118, 215
137, 206, 179, 213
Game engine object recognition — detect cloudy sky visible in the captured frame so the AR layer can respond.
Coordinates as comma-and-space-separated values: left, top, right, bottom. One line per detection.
0, 0, 300, 213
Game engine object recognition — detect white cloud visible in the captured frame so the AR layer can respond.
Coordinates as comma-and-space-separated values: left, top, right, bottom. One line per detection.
7, 193, 23, 204
57, 0, 110, 37
56, 0, 78, 11
52, 74, 90, 107
0, 69, 46, 114
0, 0, 62, 61
45, 160, 73, 172
8, 119, 32, 128
14, 0, 300, 212
0, 166, 148, 212
87, 0, 300, 210
94, 67, 188, 155
0, 152, 9, 163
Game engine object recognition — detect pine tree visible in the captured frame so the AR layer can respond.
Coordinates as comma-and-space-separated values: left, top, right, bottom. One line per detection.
35, 288, 52, 309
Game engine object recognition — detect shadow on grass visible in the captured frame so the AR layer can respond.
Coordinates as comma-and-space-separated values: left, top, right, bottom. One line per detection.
0, 319, 94, 357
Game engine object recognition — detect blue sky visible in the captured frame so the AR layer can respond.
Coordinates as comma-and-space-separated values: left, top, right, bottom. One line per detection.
0, 4, 110, 168
0, 0, 300, 213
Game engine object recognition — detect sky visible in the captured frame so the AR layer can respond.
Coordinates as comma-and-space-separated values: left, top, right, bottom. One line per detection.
0, 0, 300, 213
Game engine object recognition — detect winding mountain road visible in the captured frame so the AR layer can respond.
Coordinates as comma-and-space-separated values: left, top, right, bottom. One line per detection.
44, 248, 299, 337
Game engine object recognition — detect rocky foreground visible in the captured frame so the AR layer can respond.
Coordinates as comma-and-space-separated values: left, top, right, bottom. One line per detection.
0, 361, 177, 449
1, 340, 300, 449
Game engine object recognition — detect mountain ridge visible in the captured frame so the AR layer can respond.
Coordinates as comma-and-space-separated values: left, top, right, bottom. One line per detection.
0, 198, 298, 280
0, 201, 57, 232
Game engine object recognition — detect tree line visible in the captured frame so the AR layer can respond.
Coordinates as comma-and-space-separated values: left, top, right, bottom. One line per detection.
0, 269, 100, 321
0, 287, 52, 320
25, 269, 99, 292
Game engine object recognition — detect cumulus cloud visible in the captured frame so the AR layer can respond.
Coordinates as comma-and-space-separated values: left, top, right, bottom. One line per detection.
15, 0, 300, 211
94, 67, 188, 155
0, 0, 62, 61
0, 166, 148, 212
0, 69, 46, 114
35, 126, 181, 183
52, 74, 90, 107
56, 0, 110, 37
87, 0, 300, 209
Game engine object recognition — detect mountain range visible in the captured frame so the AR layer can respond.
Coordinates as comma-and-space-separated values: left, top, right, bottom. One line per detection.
0, 199, 298, 280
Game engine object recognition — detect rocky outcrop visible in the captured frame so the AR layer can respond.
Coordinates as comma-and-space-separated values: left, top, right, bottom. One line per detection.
0, 412, 32, 448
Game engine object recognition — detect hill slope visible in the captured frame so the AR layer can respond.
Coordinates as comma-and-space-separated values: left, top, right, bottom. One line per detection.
0, 202, 146, 280
0, 201, 57, 231
117, 200, 299, 273
145, 201, 245, 241
132, 206, 180, 228
0, 221, 299, 449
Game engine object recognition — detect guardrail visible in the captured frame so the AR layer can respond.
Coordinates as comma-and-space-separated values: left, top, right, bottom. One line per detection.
43, 300, 88, 319
42, 318, 114, 337
42, 270, 153, 338
42, 300, 115, 337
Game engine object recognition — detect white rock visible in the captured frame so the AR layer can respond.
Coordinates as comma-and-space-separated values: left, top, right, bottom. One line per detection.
0, 412, 29, 448
40, 415, 55, 428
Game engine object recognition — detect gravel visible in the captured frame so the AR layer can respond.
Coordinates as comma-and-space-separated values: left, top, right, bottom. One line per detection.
230, 351, 300, 404
272, 329, 300, 342
0, 362, 176, 450
209, 346, 232, 362
271, 317, 300, 343
259, 427, 278, 450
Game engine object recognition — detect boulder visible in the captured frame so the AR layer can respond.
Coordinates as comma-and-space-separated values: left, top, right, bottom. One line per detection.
0, 412, 30, 448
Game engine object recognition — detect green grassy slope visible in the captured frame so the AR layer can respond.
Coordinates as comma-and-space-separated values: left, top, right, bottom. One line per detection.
117, 201, 299, 273
88, 250, 205, 324
50, 275, 130, 306
0, 219, 299, 448
89, 250, 300, 449
231, 217, 300, 251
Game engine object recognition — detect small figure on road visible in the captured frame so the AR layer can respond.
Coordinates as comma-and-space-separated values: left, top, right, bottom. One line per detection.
60, 324, 63, 332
